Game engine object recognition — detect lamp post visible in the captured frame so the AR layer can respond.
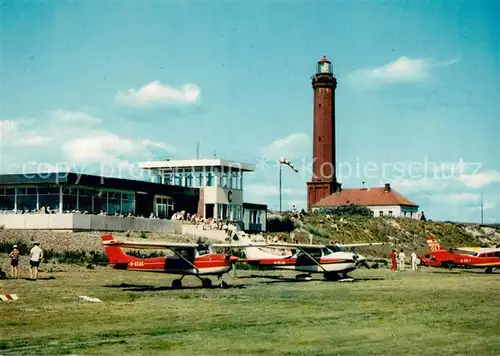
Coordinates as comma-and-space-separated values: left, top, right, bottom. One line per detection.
279, 157, 298, 212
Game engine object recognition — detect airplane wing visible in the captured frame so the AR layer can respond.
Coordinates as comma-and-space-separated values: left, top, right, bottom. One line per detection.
455, 247, 481, 252
212, 243, 269, 248
266, 242, 386, 249
335, 243, 386, 248
102, 240, 200, 250
267, 242, 326, 249
102, 240, 269, 250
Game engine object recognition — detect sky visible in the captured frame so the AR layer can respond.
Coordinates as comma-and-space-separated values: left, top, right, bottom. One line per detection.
1, 0, 500, 223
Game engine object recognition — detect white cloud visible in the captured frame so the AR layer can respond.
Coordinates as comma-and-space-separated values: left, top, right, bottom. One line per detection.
17, 135, 53, 146
348, 56, 459, 89
433, 193, 480, 205
390, 178, 442, 192
0, 120, 52, 147
262, 133, 310, 160
115, 81, 200, 108
62, 134, 175, 164
0, 120, 18, 134
470, 202, 496, 211
50, 109, 102, 123
141, 139, 177, 153
459, 171, 500, 188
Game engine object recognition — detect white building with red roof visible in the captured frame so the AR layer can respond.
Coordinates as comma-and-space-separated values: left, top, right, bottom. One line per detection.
312, 183, 424, 219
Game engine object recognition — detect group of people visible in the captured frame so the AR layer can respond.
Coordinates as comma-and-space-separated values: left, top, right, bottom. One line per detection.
7, 242, 44, 280
390, 248, 420, 271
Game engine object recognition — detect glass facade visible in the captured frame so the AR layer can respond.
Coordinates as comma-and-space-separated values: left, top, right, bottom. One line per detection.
0, 185, 136, 214
151, 167, 244, 190
216, 203, 242, 221
0, 188, 15, 211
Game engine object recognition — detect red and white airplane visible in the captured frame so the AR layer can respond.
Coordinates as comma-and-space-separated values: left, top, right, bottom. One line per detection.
101, 234, 264, 288
420, 236, 500, 273
231, 232, 385, 281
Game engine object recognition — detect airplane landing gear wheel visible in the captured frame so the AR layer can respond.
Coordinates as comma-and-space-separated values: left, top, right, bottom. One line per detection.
323, 272, 341, 281
202, 278, 213, 288
219, 280, 228, 288
172, 279, 182, 289
485, 267, 493, 274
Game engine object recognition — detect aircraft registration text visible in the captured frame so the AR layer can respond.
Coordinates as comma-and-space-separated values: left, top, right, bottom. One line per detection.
129, 261, 145, 267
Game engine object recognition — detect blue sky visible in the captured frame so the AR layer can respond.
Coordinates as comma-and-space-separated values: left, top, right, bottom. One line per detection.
1, 0, 500, 223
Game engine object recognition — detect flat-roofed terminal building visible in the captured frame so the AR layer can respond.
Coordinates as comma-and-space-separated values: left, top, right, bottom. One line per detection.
139, 159, 266, 232
0, 158, 266, 232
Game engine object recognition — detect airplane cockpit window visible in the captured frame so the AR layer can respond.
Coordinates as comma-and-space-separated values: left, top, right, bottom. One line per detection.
322, 247, 333, 256
296, 248, 322, 259
329, 245, 344, 253
197, 245, 211, 256
468, 252, 478, 256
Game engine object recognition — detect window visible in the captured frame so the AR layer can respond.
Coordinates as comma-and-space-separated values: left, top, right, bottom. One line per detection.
174, 173, 183, 186
297, 248, 321, 259
107, 192, 121, 214
38, 187, 60, 211
17, 187, 37, 211
93, 190, 106, 213
388, 211, 393, 216
197, 246, 211, 256
0, 188, 15, 210
155, 195, 174, 219
185, 174, 193, 187
121, 193, 134, 215
78, 188, 93, 213
379, 211, 383, 217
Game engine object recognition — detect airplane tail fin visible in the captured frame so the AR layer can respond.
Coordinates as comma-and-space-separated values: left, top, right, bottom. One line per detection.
101, 234, 136, 264
230, 230, 284, 260
426, 236, 445, 252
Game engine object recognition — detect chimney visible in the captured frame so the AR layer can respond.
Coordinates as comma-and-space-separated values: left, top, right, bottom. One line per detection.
384, 183, 391, 192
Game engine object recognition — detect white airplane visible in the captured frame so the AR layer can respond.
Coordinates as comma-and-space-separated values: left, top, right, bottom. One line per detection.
229, 232, 385, 281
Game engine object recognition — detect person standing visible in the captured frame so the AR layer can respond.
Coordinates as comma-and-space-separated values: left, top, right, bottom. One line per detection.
9, 244, 20, 279
411, 248, 419, 271
398, 249, 406, 271
390, 249, 397, 271
29, 242, 43, 280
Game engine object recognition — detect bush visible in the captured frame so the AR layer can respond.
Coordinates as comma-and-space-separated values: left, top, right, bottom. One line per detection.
314, 204, 374, 217
267, 216, 295, 232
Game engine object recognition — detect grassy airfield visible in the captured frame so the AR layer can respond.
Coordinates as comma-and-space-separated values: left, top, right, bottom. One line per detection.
1, 266, 499, 355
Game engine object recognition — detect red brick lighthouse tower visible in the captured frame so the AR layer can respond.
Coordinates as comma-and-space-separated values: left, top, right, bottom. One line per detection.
306, 55, 339, 212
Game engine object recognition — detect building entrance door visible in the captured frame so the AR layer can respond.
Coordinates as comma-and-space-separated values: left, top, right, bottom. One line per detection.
155, 195, 174, 219
156, 204, 167, 219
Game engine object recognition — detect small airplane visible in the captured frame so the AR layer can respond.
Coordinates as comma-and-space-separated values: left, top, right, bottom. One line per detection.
101, 234, 265, 288
419, 236, 500, 273
230, 232, 385, 281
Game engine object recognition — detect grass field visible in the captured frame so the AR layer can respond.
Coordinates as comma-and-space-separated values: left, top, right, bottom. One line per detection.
1, 266, 499, 355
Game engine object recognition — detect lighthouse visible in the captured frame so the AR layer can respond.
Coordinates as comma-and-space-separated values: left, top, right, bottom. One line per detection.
306, 55, 339, 211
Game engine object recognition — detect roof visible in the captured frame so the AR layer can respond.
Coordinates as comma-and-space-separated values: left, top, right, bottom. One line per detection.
0, 172, 199, 197
313, 186, 419, 208
319, 55, 330, 63
243, 202, 267, 211
138, 159, 255, 172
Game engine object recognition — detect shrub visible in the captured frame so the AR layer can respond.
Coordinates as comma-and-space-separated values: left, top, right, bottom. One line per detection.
314, 204, 374, 217
267, 216, 295, 232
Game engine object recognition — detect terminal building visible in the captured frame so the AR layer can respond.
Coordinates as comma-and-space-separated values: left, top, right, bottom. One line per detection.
0, 158, 267, 233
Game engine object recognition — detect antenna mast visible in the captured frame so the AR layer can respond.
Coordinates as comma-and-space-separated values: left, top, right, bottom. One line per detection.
196, 141, 200, 159
480, 192, 484, 224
